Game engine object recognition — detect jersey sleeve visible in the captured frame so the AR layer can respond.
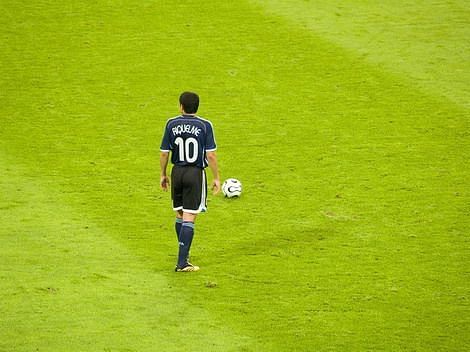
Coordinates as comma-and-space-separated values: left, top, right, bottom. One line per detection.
160, 123, 171, 152
205, 122, 217, 152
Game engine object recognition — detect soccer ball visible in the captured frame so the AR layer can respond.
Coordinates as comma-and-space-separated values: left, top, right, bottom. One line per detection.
222, 178, 242, 198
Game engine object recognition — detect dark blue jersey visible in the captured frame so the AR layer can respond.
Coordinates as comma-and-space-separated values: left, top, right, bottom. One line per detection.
160, 114, 217, 168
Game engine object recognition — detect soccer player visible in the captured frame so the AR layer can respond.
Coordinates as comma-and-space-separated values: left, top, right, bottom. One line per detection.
159, 92, 220, 272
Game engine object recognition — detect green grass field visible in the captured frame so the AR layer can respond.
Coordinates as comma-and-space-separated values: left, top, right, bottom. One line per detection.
1, 1, 469, 351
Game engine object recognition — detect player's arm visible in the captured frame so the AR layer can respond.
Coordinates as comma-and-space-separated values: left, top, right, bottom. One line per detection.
206, 151, 220, 194
160, 151, 170, 191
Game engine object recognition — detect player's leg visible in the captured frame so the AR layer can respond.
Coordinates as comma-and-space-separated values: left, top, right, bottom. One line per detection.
182, 212, 197, 222
177, 212, 198, 271
177, 212, 197, 270
176, 209, 196, 264
175, 167, 206, 272
175, 210, 183, 241
171, 167, 189, 267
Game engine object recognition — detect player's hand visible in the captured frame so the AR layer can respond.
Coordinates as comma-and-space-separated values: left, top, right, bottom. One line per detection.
160, 176, 170, 191
212, 179, 221, 195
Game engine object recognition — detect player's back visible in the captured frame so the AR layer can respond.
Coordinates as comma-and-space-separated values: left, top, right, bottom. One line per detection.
160, 115, 216, 168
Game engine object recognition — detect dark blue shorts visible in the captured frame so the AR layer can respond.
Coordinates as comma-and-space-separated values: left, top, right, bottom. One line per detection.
171, 166, 207, 214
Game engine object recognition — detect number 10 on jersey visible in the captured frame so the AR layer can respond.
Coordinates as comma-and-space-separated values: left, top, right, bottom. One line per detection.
175, 137, 198, 163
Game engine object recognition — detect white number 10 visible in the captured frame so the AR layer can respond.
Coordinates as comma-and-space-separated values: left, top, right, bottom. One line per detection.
175, 137, 198, 163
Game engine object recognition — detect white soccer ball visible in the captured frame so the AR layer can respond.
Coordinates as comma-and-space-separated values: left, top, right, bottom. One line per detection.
222, 178, 242, 198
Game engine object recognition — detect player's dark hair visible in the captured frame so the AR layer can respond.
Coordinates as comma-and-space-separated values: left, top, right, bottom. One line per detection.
179, 92, 199, 114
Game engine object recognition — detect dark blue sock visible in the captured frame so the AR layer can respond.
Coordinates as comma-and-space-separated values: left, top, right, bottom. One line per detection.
177, 221, 194, 268
175, 218, 183, 241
